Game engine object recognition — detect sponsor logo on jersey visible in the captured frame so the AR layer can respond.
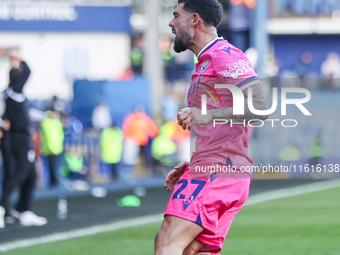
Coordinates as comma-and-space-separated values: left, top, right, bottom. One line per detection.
182, 201, 191, 210
223, 70, 230, 77
199, 60, 209, 75
224, 59, 253, 79
221, 46, 231, 54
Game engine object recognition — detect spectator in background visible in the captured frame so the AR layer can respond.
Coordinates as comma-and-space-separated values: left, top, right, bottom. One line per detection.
40, 111, 64, 188
310, 134, 323, 168
152, 120, 190, 168
292, 51, 319, 89
293, 51, 314, 78
100, 123, 123, 180
122, 105, 158, 171
159, 36, 176, 84
151, 123, 177, 175
60, 145, 89, 191
309, 133, 328, 178
279, 144, 301, 162
49, 95, 67, 115
65, 115, 83, 144
320, 52, 340, 89
131, 35, 144, 75
0, 50, 47, 227
91, 102, 112, 131
117, 67, 135, 81
263, 54, 280, 78
60, 146, 82, 177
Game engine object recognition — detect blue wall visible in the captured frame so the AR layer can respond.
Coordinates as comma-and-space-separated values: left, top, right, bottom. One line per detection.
72, 77, 151, 128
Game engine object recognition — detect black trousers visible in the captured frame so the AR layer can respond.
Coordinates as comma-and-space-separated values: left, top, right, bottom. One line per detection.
110, 163, 117, 180
46, 154, 59, 186
0, 132, 36, 214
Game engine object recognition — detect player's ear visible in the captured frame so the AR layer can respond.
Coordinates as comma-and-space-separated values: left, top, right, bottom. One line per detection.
191, 13, 200, 27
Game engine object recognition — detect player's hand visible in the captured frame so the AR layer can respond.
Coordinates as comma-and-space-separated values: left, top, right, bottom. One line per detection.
3, 120, 10, 131
177, 107, 212, 130
164, 161, 189, 192
177, 107, 190, 130
8, 50, 21, 69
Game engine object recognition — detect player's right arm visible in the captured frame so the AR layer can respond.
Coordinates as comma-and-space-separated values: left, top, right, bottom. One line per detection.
164, 161, 189, 191
8, 50, 31, 87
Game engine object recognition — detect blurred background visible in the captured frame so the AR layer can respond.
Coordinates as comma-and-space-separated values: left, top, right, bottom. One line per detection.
0, 0, 339, 253
1, 0, 339, 187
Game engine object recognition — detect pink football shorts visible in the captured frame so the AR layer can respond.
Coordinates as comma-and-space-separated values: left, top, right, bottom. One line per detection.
164, 167, 251, 253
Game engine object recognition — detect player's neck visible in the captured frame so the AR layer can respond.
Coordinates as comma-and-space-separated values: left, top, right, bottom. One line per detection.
189, 28, 218, 57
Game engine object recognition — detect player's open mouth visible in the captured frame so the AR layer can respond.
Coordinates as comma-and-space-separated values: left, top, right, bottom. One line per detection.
172, 29, 176, 35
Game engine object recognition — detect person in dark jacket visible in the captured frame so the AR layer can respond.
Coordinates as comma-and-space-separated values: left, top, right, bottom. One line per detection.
0, 50, 47, 228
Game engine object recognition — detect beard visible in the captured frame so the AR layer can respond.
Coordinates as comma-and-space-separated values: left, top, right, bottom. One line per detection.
173, 32, 191, 53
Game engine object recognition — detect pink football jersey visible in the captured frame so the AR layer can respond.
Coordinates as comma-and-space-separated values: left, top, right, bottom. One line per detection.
188, 37, 258, 177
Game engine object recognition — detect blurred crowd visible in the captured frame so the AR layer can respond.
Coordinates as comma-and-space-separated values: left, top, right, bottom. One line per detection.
260, 51, 340, 89
122, 34, 195, 87
17, 99, 190, 190
1, 98, 190, 189
270, 0, 340, 17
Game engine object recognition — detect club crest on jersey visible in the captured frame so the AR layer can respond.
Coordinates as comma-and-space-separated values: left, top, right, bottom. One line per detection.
199, 60, 209, 75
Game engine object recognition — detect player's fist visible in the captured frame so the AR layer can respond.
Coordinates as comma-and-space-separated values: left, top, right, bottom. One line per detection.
177, 107, 213, 131
177, 107, 190, 130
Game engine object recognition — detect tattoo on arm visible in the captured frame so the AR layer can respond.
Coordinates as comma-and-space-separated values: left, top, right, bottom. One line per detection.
155, 233, 160, 245
210, 83, 269, 122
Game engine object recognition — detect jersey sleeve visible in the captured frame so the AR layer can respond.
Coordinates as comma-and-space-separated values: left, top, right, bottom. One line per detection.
212, 47, 258, 90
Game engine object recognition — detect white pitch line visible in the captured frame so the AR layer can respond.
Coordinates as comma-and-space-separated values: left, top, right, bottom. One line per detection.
245, 178, 340, 205
0, 214, 164, 252
1, 178, 340, 252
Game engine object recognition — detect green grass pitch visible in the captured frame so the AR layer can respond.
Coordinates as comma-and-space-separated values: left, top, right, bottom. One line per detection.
4, 187, 340, 255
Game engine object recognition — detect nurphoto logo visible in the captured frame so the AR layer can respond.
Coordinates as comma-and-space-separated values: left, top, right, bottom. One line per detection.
201, 85, 312, 128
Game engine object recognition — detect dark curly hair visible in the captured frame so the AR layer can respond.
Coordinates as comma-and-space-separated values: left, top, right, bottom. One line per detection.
178, 0, 223, 28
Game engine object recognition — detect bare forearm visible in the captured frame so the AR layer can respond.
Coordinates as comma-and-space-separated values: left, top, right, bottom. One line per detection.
210, 102, 268, 122
210, 84, 270, 122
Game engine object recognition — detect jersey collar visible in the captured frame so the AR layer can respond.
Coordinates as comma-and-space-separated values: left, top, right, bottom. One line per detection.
197, 37, 224, 60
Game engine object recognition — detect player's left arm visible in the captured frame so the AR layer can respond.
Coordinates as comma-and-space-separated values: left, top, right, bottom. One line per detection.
211, 82, 269, 122
177, 82, 269, 130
